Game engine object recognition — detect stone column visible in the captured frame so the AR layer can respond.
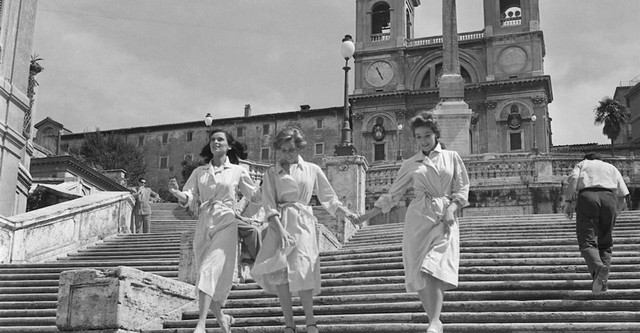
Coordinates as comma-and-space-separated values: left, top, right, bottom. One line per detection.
433, 0, 472, 155
323, 155, 369, 243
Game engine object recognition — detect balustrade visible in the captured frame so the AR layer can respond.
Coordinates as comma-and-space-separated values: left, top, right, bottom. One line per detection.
370, 33, 391, 42
407, 30, 484, 47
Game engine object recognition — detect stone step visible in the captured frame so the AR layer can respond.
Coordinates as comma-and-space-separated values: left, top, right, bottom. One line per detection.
0, 309, 56, 318
141, 321, 640, 333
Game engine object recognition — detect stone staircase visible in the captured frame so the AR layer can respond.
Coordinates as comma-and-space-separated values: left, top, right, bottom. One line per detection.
1, 203, 640, 332
0, 203, 193, 332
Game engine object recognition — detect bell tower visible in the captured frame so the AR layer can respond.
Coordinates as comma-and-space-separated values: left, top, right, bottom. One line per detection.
353, 0, 420, 94
483, 0, 544, 81
484, 0, 540, 36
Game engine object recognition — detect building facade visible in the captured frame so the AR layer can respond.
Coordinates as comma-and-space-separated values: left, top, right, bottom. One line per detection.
350, 0, 552, 161
0, 0, 39, 216
52, 106, 345, 197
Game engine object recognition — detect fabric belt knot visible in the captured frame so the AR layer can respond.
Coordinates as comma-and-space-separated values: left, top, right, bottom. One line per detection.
277, 202, 316, 221
415, 190, 450, 224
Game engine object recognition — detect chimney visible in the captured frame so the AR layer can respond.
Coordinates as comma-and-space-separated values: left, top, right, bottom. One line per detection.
300, 105, 311, 112
244, 104, 252, 117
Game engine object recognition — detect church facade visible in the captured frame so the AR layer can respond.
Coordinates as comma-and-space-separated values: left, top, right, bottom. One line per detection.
350, 0, 552, 162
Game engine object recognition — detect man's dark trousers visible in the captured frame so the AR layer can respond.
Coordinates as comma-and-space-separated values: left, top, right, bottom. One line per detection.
575, 188, 617, 282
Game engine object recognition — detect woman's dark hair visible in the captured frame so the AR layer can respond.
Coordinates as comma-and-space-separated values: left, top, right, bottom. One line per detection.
273, 128, 307, 150
584, 152, 602, 161
200, 128, 248, 165
409, 110, 441, 140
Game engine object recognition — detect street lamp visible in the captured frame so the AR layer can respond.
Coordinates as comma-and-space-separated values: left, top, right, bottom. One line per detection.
531, 114, 538, 154
335, 34, 356, 156
396, 123, 404, 161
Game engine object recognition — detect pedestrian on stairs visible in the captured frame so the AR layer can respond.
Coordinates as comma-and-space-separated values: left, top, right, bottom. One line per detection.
168, 129, 260, 333
132, 178, 159, 233
250, 128, 359, 333
359, 111, 470, 333
563, 152, 629, 295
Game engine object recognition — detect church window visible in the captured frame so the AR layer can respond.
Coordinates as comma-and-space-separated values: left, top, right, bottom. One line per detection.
405, 9, 412, 39
509, 131, 522, 151
261, 147, 270, 161
159, 156, 168, 169
500, 0, 522, 26
374, 143, 386, 161
420, 63, 472, 89
42, 128, 55, 137
371, 3, 391, 35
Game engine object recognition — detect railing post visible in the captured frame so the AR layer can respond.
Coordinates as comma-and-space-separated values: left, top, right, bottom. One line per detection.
323, 155, 369, 243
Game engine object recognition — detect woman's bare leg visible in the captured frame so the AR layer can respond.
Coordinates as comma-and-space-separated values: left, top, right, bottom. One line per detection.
299, 289, 317, 332
417, 275, 445, 332
193, 291, 212, 333
277, 283, 295, 331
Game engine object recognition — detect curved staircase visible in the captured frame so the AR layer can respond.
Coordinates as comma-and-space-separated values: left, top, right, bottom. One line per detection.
1, 203, 639, 332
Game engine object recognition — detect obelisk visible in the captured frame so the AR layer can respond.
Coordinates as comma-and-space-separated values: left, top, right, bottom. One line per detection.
432, 0, 472, 155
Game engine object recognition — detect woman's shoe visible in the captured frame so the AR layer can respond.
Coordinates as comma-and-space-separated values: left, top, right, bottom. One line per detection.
306, 324, 318, 333
218, 314, 234, 332
426, 320, 443, 333
284, 326, 296, 333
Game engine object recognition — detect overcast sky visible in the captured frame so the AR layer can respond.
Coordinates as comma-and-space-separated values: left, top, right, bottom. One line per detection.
32, 1, 640, 146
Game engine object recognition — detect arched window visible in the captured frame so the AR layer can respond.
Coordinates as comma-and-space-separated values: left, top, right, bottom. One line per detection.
372, 3, 391, 35
405, 9, 412, 39
42, 128, 55, 137
420, 63, 472, 89
500, 0, 521, 26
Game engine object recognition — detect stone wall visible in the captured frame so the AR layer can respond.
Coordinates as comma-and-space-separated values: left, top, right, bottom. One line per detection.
57, 266, 195, 332
0, 192, 134, 263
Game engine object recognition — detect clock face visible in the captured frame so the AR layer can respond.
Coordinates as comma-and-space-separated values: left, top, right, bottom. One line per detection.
365, 61, 394, 87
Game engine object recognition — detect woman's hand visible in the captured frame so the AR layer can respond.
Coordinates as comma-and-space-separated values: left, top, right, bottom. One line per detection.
279, 228, 296, 250
443, 202, 458, 226
168, 178, 180, 193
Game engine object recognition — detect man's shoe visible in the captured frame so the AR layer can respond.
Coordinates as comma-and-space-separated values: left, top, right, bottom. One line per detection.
592, 266, 609, 294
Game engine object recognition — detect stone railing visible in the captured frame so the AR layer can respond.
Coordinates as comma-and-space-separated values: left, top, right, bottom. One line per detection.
407, 30, 484, 47
240, 159, 270, 184
501, 17, 522, 26
550, 155, 640, 182
366, 154, 640, 193
466, 158, 535, 181
0, 192, 134, 263
371, 33, 391, 42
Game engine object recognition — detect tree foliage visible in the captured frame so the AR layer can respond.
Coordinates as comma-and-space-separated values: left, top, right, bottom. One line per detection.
594, 97, 629, 156
69, 130, 146, 185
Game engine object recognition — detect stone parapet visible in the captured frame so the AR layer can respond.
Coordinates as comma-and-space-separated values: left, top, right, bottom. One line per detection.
57, 266, 195, 332
0, 192, 134, 263
323, 155, 369, 243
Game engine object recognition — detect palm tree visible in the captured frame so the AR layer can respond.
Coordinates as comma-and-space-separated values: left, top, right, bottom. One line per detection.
594, 97, 629, 156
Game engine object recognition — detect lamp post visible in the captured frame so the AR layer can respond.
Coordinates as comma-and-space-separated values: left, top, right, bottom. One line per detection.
335, 35, 356, 156
396, 123, 403, 161
204, 113, 213, 137
531, 114, 538, 154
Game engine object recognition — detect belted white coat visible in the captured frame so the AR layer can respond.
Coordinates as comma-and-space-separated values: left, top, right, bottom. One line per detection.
251, 156, 346, 296
374, 144, 469, 291
179, 158, 258, 304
